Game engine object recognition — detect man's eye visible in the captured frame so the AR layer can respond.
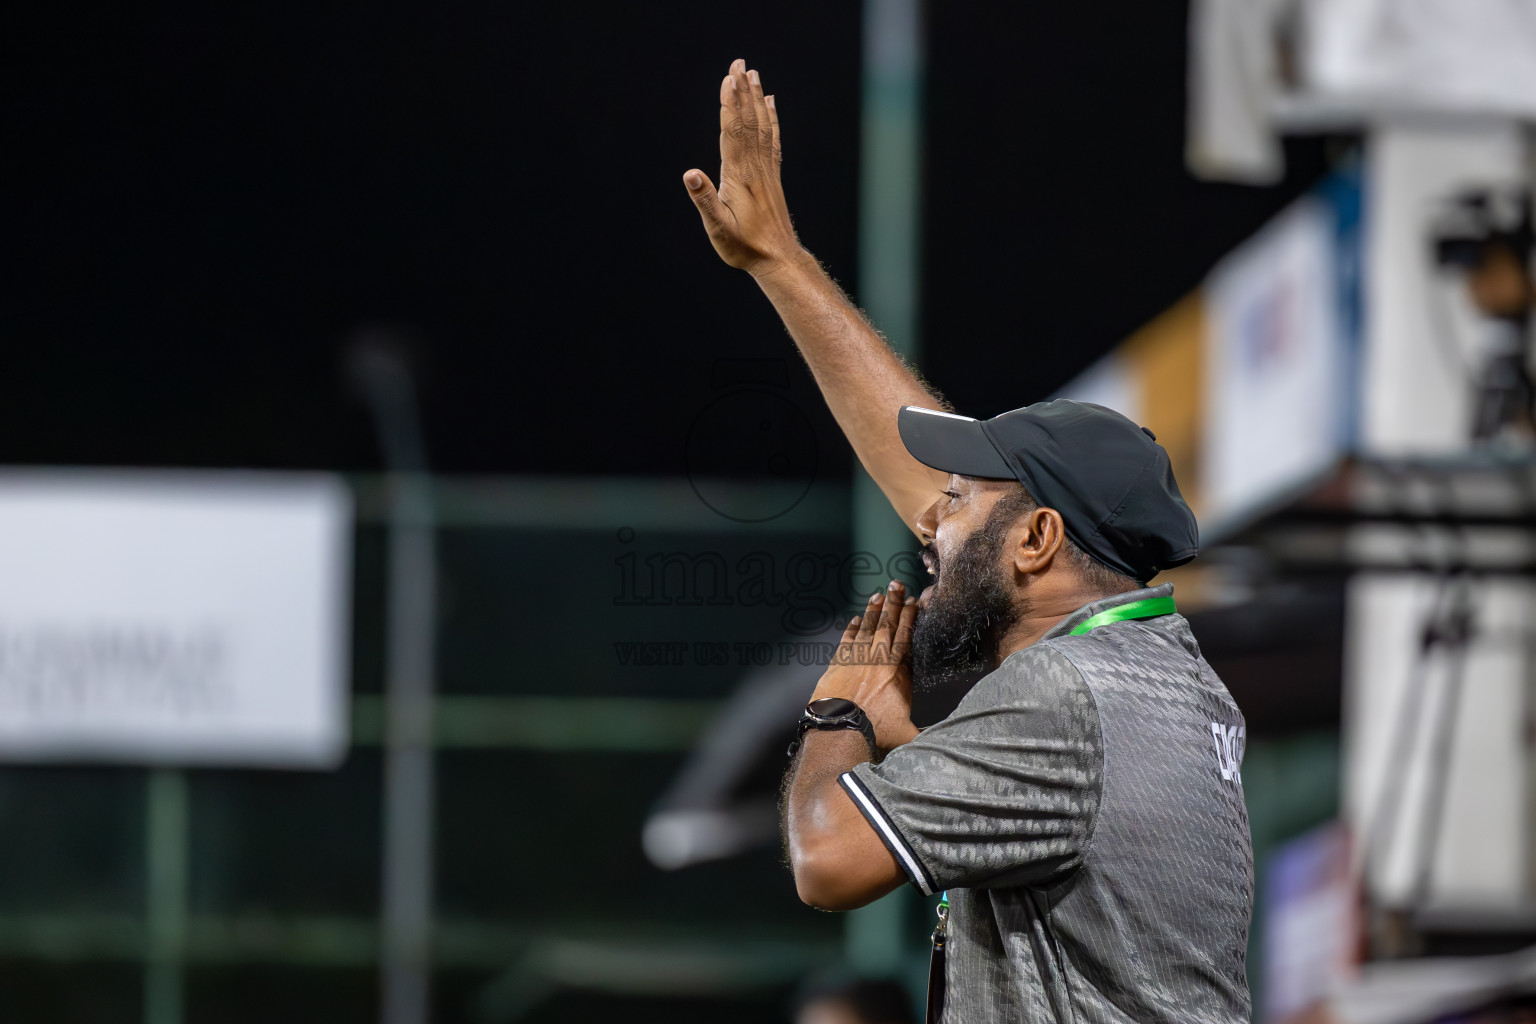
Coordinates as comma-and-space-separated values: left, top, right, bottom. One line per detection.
942, 490, 960, 501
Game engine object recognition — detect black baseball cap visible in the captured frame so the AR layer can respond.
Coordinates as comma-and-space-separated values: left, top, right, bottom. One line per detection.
897, 400, 1198, 583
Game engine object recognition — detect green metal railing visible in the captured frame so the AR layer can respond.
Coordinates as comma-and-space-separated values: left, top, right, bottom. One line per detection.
82, 472, 851, 1024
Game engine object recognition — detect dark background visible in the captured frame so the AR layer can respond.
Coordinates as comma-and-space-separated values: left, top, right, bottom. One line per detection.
9, 1, 1325, 477
3, 5, 1343, 1020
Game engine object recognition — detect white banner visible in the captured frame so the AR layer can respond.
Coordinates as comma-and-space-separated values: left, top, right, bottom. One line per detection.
0, 472, 352, 767
1304, 0, 1536, 120
1202, 196, 1349, 528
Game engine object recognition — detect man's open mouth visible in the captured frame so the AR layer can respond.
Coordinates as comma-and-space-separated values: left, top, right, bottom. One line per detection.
918, 549, 939, 609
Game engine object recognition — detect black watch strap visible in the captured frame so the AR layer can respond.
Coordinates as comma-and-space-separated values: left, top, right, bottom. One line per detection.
787, 697, 879, 760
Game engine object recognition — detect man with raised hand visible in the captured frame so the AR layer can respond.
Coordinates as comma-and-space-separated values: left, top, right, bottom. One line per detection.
683, 59, 1252, 1024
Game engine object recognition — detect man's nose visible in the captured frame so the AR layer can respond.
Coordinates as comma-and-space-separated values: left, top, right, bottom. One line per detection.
914, 499, 939, 544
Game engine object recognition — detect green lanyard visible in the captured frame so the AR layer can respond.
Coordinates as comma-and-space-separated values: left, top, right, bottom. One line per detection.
1067, 595, 1176, 636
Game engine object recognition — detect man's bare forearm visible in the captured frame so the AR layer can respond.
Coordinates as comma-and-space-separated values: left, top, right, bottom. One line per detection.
751, 250, 948, 534
784, 728, 904, 910
783, 586, 919, 909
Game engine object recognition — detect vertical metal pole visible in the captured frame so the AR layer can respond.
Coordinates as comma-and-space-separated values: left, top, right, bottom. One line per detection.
144, 768, 188, 1024
352, 342, 437, 1024
860, 0, 924, 366
380, 471, 436, 1024
849, 0, 925, 979
1411, 589, 1475, 907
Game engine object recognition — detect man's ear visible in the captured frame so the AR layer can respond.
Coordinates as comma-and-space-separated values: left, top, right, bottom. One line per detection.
1013, 507, 1068, 575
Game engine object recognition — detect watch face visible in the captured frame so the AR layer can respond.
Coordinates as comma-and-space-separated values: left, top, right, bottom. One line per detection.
807, 696, 859, 720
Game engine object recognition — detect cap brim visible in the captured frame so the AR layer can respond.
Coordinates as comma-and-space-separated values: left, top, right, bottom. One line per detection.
898, 406, 1015, 479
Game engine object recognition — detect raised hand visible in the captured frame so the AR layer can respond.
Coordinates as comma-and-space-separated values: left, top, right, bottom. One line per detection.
682, 59, 803, 275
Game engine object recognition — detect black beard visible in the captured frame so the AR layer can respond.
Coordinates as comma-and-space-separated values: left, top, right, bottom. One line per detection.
909, 505, 1022, 721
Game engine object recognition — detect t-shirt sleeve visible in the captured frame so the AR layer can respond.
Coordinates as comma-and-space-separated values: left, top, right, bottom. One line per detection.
839, 645, 1103, 895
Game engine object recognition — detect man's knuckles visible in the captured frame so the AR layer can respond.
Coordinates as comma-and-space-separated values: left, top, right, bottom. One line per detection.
725, 114, 760, 139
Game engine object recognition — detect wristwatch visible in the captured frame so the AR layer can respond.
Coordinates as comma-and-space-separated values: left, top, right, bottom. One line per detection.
787, 696, 879, 760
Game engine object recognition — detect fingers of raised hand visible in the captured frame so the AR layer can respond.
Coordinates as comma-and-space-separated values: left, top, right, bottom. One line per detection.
719, 74, 741, 138
730, 59, 758, 132
719, 62, 760, 184
719, 61, 747, 138
746, 67, 774, 151
765, 95, 781, 165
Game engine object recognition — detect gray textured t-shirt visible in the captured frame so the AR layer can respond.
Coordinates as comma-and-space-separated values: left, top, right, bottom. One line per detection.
840, 584, 1252, 1023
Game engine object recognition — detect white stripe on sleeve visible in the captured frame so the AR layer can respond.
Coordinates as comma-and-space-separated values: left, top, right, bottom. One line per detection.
838, 771, 935, 896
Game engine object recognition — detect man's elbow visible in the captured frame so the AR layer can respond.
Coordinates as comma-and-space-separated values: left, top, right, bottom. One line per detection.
790, 843, 884, 912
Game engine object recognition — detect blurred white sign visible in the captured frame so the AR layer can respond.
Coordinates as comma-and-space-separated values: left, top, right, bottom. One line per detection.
0, 472, 352, 767
1203, 196, 1348, 529
1051, 354, 1139, 423
1188, 0, 1536, 183
1263, 821, 1358, 1022
1304, 0, 1536, 120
